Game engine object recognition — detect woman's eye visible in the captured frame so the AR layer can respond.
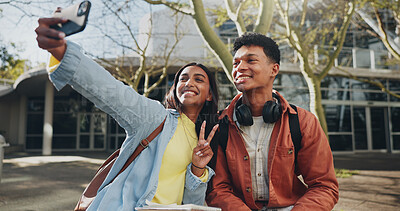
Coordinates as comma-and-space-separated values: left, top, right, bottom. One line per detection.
195, 78, 204, 82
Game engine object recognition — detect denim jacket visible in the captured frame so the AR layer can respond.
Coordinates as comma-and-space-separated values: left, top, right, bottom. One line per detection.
49, 41, 215, 211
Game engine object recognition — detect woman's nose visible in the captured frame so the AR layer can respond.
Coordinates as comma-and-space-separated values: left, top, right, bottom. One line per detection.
185, 78, 194, 87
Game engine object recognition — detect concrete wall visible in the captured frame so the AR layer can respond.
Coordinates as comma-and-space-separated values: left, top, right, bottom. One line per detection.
0, 93, 21, 147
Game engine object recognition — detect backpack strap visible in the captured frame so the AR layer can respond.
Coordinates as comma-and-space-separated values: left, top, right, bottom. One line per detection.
288, 104, 302, 170
208, 113, 229, 171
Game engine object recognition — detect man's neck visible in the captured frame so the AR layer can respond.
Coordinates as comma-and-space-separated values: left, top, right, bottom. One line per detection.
242, 89, 273, 116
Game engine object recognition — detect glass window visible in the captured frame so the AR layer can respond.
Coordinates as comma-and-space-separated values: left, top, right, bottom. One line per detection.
27, 114, 44, 134
53, 114, 77, 134
392, 107, 400, 132
26, 136, 42, 149
389, 94, 400, 102
53, 136, 76, 149
325, 105, 351, 132
148, 87, 165, 101
109, 136, 116, 149
389, 80, 400, 91
93, 114, 106, 133
167, 74, 175, 88
275, 88, 310, 111
79, 135, 90, 148
370, 107, 388, 150
118, 136, 125, 148
27, 99, 44, 112
274, 74, 307, 88
79, 114, 91, 133
329, 135, 353, 151
393, 135, 400, 150
219, 85, 236, 102
353, 107, 367, 150
321, 89, 350, 101
216, 71, 232, 85
350, 78, 386, 91
352, 91, 387, 101
94, 135, 105, 148
321, 77, 350, 89
337, 48, 353, 67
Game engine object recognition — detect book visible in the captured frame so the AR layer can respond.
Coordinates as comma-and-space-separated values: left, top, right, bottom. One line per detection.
135, 202, 221, 211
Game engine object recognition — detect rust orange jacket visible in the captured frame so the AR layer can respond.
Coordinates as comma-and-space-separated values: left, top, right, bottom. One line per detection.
206, 92, 339, 211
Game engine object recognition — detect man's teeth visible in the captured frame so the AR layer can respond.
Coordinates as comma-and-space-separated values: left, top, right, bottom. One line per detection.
237, 76, 251, 80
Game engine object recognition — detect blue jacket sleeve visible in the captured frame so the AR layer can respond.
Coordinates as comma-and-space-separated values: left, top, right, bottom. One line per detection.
49, 41, 167, 136
182, 164, 215, 205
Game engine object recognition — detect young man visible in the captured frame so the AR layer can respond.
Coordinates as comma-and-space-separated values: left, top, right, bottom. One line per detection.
206, 33, 338, 211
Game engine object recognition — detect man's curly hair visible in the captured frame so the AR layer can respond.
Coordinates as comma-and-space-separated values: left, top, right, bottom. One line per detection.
233, 32, 280, 65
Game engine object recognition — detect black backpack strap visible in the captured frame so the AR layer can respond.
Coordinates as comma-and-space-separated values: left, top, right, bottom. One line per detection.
288, 104, 302, 171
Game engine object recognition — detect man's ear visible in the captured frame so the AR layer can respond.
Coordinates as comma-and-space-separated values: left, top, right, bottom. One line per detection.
271, 63, 280, 77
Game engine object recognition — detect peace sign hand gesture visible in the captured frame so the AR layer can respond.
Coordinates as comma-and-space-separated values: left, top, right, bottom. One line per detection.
191, 121, 219, 177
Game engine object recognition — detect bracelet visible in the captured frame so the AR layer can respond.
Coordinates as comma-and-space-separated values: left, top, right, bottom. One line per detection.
192, 163, 205, 169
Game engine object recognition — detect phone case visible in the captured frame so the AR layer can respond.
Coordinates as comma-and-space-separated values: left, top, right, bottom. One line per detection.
50, 1, 91, 37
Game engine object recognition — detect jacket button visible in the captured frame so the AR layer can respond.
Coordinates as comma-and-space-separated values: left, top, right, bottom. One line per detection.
244, 155, 249, 160
246, 187, 251, 192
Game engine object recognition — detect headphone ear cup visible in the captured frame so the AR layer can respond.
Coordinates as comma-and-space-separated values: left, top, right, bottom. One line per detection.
236, 104, 254, 126
262, 101, 282, 123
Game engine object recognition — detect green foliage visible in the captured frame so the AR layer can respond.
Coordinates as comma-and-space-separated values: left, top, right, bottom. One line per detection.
0, 42, 26, 80
335, 168, 359, 178
208, 6, 229, 28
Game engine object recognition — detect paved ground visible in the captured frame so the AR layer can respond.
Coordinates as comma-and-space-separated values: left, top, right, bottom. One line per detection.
0, 151, 399, 211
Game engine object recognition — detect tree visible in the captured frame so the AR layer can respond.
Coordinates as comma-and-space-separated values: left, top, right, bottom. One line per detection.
331, 0, 400, 101
274, 0, 356, 135
89, 1, 185, 97
355, 0, 400, 61
0, 41, 26, 80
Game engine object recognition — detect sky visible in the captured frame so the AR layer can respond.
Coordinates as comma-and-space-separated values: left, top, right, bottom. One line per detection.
0, 0, 153, 66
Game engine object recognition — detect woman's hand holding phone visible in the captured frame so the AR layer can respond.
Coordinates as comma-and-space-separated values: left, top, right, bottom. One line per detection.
35, 1, 91, 61
35, 18, 68, 61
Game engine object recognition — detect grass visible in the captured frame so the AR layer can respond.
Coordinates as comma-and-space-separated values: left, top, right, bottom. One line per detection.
335, 168, 359, 178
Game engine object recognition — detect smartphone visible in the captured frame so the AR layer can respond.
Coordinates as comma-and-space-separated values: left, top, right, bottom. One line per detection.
50, 1, 91, 37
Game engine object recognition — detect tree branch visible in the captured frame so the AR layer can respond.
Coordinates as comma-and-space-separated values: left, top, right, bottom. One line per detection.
143, 0, 194, 15
254, 0, 274, 34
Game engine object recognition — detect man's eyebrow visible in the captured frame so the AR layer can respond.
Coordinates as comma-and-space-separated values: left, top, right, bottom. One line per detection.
234, 53, 259, 59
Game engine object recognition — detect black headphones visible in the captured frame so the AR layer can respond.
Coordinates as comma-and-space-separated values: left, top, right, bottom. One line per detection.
235, 93, 282, 126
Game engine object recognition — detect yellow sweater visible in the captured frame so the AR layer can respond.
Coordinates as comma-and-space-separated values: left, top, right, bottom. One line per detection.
151, 113, 208, 205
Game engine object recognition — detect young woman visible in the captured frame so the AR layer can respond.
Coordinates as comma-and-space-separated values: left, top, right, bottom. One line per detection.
35, 17, 219, 210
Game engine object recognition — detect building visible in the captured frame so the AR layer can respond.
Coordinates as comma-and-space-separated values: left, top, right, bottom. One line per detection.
1, 4, 399, 155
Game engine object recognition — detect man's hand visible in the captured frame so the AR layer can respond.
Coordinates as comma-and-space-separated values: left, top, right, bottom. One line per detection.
35, 17, 68, 61
191, 121, 219, 177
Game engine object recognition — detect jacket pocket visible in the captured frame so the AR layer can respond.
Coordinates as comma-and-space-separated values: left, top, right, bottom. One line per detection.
275, 146, 295, 157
